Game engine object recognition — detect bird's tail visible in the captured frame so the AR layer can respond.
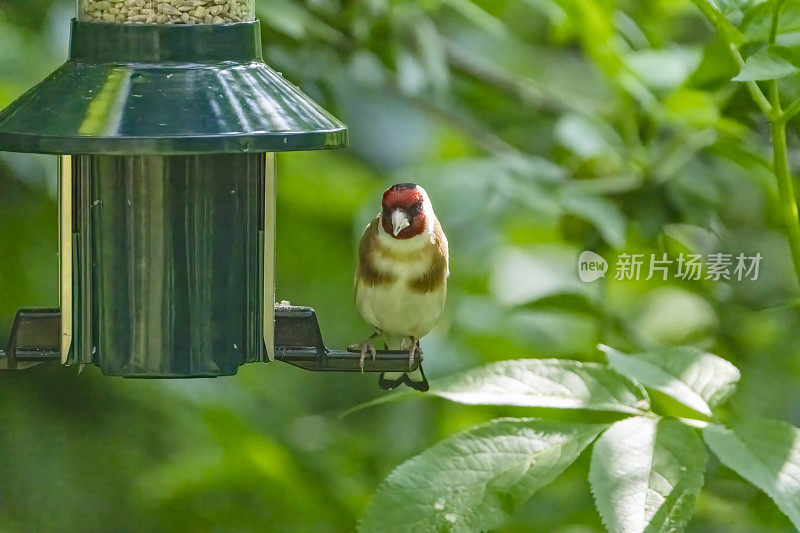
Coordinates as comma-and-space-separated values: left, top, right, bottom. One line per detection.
379, 365, 429, 392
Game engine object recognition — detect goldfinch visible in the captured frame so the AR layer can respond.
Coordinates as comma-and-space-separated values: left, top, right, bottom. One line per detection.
354, 183, 449, 391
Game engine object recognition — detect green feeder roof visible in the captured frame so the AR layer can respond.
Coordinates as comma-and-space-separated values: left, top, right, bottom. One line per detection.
0, 20, 347, 155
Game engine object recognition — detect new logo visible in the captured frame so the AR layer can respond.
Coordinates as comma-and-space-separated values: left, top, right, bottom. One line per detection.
578, 251, 607, 282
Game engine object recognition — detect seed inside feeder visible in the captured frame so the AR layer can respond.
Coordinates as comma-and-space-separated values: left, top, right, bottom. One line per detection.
78, 0, 253, 24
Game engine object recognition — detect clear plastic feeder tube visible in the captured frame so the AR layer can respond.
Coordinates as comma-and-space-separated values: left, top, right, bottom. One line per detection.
78, 0, 255, 24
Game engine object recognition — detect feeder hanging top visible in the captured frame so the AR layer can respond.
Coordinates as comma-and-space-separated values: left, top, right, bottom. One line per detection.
0, 20, 348, 155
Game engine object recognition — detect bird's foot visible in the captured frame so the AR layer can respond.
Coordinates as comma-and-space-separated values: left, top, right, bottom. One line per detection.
356, 338, 377, 372
349, 331, 381, 372
403, 337, 422, 370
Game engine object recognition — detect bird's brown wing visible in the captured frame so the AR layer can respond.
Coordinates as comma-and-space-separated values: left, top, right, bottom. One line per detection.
433, 216, 449, 278
408, 219, 449, 293
354, 215, 395, 301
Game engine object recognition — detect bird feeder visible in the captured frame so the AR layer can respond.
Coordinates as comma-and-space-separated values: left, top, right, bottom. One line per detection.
0, 9, 416, 377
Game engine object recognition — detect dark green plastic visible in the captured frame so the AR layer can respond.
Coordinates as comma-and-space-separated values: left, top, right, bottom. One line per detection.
0, 20, 347, 155
68, 154, 266, 377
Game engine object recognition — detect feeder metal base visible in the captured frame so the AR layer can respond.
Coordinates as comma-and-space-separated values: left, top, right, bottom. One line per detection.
0, 305, 419, 375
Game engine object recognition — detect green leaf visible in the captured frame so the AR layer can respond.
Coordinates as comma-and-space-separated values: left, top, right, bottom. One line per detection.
560, 193, 627, 248
491, 246, 596, 306
601, 346, 740, 418
714, 0, 766, 15
742, 2, 800, 44
628, 288, 719, 347
734, 46, 800, 81
626, 47, 701, 91
432, 359, 649, 414
440, 0, 507, 36
555, 113, 622, 158
663, 89, 722, 129
590, 417, 707, 533
359, 418, 606, 533
704, 420, 800, 529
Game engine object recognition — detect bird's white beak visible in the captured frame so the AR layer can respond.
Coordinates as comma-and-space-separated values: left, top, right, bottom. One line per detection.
391, 208, 411, 236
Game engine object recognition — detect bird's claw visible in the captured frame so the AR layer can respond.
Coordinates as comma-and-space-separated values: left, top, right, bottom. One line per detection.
358, 339, 377, 372
408, 339, 423, 370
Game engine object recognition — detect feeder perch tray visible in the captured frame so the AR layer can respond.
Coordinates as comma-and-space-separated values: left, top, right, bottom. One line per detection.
0, 305, 418, 374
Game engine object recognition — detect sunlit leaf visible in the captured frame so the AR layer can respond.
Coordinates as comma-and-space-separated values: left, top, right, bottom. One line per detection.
734, 46, 800, 81
627, 47, 701, 91
601, 346, 740, 417
359, 418, 606, 533
590, 417, 707, 533
432, 359, 649, 413
715, 0, 767, 14
555, 113, 622, 159
704, 420, 800, 529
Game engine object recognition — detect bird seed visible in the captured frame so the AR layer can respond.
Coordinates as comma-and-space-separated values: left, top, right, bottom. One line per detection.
79, 0, 252, 24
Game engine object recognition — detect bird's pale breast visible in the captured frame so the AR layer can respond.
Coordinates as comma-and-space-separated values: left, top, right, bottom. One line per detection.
356, 276, 446, 338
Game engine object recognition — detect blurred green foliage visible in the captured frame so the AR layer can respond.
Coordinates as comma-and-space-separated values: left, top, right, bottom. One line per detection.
1, 0, 800, 530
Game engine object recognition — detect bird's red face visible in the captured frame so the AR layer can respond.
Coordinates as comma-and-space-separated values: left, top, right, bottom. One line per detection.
381, 183, 426, 240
